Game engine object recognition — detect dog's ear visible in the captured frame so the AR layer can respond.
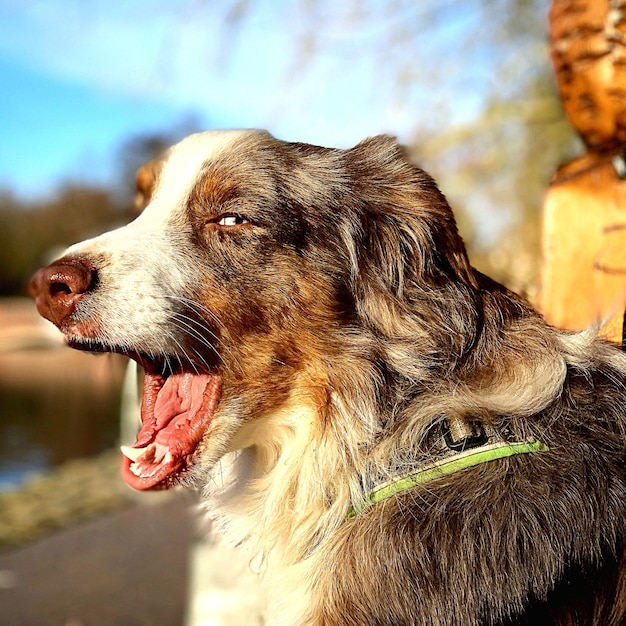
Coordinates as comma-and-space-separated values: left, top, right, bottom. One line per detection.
342, 135, 478, 302
134, 155, 167, 213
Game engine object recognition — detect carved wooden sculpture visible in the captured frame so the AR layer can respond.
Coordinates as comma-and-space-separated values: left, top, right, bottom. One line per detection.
541, 0, 626, 342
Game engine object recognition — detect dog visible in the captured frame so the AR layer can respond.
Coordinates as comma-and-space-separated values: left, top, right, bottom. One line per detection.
30, 130, 626, 625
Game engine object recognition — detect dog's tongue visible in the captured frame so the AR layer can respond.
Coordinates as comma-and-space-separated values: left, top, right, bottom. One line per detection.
121, 371, 221, 490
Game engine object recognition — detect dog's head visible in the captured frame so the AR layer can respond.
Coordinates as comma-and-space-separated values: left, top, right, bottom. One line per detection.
30, 130, 478, 491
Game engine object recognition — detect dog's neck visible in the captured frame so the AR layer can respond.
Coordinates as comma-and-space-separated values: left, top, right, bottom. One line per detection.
202, 385, 555, 624
205, 399, 549, 541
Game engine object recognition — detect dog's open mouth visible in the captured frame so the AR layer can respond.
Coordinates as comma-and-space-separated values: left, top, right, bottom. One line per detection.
72, 342, 222, 490
121, 363, 222, 490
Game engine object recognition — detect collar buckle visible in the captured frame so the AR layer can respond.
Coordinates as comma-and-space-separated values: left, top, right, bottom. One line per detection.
442, 417, 488, 452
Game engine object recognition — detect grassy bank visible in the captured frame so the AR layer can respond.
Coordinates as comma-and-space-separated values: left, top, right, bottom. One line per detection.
0, 449, 133, 551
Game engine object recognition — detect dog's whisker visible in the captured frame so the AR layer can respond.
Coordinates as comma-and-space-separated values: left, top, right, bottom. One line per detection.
170, 313, 223, 349
163, 294, 227, 330
170, 315, 247, 376
170, 316, 226, 365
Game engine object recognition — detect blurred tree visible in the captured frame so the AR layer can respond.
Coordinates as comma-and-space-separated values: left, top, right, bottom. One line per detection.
0, 191, 26, 295
411, 64, 580, 299
0, 186, 128, 296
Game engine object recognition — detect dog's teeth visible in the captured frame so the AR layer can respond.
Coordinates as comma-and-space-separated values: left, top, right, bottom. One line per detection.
129, 463, 142, 477
121, 445, 148, 462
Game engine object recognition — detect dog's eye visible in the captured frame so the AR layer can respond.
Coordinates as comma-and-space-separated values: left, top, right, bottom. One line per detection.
216, 214, 249, 227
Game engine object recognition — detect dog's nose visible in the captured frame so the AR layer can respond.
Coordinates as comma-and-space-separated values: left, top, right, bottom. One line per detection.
29, 258, 97, 328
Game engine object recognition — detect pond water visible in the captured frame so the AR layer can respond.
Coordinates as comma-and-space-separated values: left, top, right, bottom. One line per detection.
0, 298, 131, 490
0, 383, 122, 491
0, 320, 129, 493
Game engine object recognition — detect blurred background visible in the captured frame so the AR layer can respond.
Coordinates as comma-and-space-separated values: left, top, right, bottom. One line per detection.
0, 0, 576, 540
0, 0, 579, 622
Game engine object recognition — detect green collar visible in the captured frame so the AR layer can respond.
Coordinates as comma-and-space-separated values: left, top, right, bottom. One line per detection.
346, 438, 548, 519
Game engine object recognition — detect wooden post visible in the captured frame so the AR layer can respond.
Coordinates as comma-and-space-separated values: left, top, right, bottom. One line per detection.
540, 0, 626, 343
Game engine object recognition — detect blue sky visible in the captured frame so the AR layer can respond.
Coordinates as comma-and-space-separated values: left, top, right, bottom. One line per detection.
0, 1, 503, 201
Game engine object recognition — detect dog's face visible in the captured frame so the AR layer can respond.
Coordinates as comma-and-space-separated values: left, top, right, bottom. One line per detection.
30, 129, 475, 491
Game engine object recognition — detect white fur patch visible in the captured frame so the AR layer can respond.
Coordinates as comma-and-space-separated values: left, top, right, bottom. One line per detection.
137, 129, 267, 225
61, 130, 267, 350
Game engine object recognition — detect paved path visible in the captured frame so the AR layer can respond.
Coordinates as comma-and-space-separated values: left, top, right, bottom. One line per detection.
0, 491, 197, 626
